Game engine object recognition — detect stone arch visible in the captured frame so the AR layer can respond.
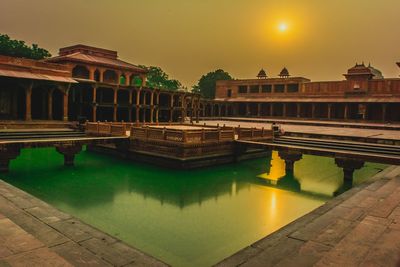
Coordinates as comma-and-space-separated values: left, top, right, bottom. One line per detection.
72, 65, 90, 79
103, 70, 118, 84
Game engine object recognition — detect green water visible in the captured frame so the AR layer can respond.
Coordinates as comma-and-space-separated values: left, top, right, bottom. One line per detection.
1, 148, 385, 266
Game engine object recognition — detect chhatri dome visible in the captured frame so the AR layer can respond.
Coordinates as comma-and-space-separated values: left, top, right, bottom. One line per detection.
257, 68, 267, 79
279, 67, 290, 78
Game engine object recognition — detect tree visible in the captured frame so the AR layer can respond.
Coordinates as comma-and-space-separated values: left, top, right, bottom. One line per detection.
0, 34, 51, 60
134, 65, 181, 90
193, 69, 233, 99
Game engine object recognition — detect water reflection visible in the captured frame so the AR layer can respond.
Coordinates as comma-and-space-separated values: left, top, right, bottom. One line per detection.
1, 148, 386, 267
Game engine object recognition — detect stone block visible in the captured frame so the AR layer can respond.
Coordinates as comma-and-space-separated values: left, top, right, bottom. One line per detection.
3, 247, 72, 267
50, 219, 93, 243
25, 206, 71, 224
216, 246, 262, 267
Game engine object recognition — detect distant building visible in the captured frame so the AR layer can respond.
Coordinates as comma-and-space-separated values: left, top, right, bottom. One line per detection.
207, 63, 400, 122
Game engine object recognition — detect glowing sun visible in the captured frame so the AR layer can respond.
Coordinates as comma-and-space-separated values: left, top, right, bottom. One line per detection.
278, 23, 288, 32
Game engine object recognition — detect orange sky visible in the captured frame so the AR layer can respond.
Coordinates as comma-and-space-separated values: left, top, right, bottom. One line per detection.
1, 0, 400, 87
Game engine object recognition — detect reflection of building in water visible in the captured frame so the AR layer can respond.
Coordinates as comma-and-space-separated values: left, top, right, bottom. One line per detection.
257, 151, 286, 185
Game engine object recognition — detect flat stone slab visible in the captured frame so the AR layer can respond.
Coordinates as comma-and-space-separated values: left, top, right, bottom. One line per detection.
0, 180, 168, 267
217, 166, 400, 266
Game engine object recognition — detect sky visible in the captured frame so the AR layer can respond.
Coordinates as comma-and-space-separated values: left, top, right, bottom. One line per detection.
1, 0, 400, 87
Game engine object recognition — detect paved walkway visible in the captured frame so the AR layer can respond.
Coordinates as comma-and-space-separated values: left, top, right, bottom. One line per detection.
217, 166, 400, 267
0, 180, 167, 267
197, 120, 400, 142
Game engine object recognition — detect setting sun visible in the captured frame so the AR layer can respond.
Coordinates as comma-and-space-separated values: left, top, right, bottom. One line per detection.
278, 23, 288, 32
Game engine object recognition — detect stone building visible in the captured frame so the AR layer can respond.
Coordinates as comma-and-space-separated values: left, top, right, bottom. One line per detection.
211, 63, 400, 122
0, 44, 201, 123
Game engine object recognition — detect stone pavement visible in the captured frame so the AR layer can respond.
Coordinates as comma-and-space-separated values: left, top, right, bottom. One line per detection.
0, 180, 167, 267
197, 120, 400, 142
217, 166, 400, 267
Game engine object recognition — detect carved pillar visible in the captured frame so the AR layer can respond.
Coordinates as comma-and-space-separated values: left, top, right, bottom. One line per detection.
56, 144, 83, 166
47, 88, 54, 120
278, 150, 303, 173
113, 88, 118, 121
335, 157, 364, 185
0, 145, 21, 173
25, 83, 33, 121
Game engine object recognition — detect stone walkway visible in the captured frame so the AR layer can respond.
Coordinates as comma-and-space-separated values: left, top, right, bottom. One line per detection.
0, 180, 167, 267
197, 120, 400, 142
217, 166, 400, 267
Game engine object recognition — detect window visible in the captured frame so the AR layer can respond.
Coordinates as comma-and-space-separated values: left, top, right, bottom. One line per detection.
250, 85, 259, 93
261, 84, 272, 93
287, 84, 299, 93
227, 89, 232, 97
238, 86, 248, 94
274, 84, 285, 93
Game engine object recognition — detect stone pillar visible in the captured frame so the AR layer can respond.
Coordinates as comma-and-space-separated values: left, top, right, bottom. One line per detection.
56, 144, 83, 166
47, 88, 54, 120
282, 103, 287, 117
92, 86, 97, 122
335, 157, 365, 185
128, 90, 133, 122
181, 95, 186, 123
125, 73, 131, 86
344, 104, 349, 120
257, 103, 261, 117
311, 104, 316, 119
136, 89, 140, 125
382, 104, 387, 122
169, 94, 174, 122
327, 104, 332, 119
25, 83, 33, 121
278, 150, 303, 174
150, 91, 154, 123
99, 69, 104, 83
270, 103, 274, 117
246, 103, 250, 116
296, 103, 301, 118
89, 68, 95, 81
113, 89, 118, 121
63, 89, 69, 121
0, 146, 21, 173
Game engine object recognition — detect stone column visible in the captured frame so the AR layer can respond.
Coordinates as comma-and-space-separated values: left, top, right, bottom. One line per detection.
136, 89, 140, 125
246, 103, 250, 116
335, 157, 364, 185
278, 150, 303, 174
25, 83, 33, 121
63, 89, 69, 121
344, 104, 349, 120
92, 86, 97, 122
327, 104, 332, 119
113, 88, 118, 121
128, 90, 133, 122
150, 91, 154, 123
296, 103, 301, 118
257, 103, 261, 117
382, 104, 387, 122
47, 88, 54, 120
311, 104, 316, 119
282, 103, 287, 117
169, 94, 174, 122
89, 68, 95, 80
270, 103, 274, 117
99, 69, 104, 83
56, 144, 83, 166
181, 95, 186, 123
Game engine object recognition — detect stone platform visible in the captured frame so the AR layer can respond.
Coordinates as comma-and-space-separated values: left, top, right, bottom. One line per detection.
217, 166, 400, 267
0, 180, 167, 267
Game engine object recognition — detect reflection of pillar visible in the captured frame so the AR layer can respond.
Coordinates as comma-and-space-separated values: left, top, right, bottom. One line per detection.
25, 83, 33, 121
56, 144, 83, 166
48, 88, 54, 120
335, 157, 364, 185
63, 89, 69, 121
113, 89, 118, 121
278, 150, 303, 174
